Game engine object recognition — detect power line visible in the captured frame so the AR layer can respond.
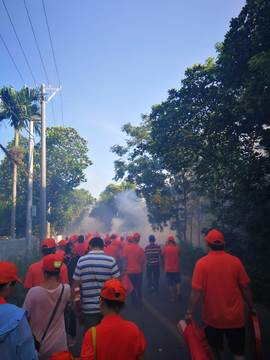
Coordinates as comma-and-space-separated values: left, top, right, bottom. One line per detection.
42, 0, 64, 126
22, 0, 50, 85
2, 0, 37, 85
0, 34, 25, 84
22, 0, 56, 125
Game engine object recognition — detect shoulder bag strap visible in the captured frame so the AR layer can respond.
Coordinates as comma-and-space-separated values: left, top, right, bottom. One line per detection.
91, 326, 97, 360
40, 284, 65, 344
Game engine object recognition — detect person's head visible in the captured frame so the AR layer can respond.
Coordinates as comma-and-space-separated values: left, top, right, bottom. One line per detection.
99, 279, 126, 315
64, 241, 75, 255
133, 233, 140, 243
42, 254, 63, 281
167, 236, 175, 245
111, 233, 116, 241
127, 236, 133, 244
120, 236, 124, 242
104, 236, 111, 245
0, 261, 23, 300
41, 238, 56, 256
77, 235, 84, 244
205, 229, 225, 251
149, 235, 155, 243
89, 237, 106, 251
58, 240, 66, 250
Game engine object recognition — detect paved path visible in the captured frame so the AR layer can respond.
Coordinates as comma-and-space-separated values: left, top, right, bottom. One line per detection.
69, 271, 270, 359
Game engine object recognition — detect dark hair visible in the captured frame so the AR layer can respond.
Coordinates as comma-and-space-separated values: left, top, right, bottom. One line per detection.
43, 269, 60, 277
207, 242, 224, 251
78, 235, 84, 244
0, 281, 16, 291
89, 237, 104, 249
42, 247, 56, 256
65, 241, 74, 254
100, 296, 124, 310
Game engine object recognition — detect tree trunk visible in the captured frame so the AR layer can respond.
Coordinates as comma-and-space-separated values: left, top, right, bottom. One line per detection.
11, 128, 18, 238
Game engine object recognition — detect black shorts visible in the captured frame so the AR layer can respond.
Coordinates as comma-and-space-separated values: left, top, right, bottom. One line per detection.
165, 271, 180, 286
204, 325, 245, 356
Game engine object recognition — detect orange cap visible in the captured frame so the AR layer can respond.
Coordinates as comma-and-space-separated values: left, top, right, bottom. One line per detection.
101, 279, 126, 302
104, 236, 111, 244
43, 254, 63, 272
58, 240, 66, 246
133, 233, 140, 240
41, 238, 56, 249
0, 261, 23, 284
206, 229, 224, 244
167, 236, 175, 243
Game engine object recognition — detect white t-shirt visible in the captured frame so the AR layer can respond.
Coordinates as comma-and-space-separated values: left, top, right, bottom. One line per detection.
23, 283, 70, 360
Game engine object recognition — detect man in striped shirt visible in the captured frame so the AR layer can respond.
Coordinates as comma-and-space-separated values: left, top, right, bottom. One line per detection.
71, 237, 120, 332
144, 235, 162, 295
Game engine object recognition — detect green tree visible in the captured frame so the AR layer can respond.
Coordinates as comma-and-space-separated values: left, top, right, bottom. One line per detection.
0, 85, 40, 238
0, 127, 94, 237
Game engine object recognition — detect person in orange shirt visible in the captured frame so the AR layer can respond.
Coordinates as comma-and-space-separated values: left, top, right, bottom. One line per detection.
184, 230, 257, 360
103, 236, 119, 262
122, 233, 146, 308
80, 279, 146, 360
161, 236, 182, 303
75, 235, 85, 257
24, 238, 69, 290
55, 240, 66, 259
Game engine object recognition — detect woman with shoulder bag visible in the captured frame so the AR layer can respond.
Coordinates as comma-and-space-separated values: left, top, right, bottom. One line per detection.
23, 255, 70, 360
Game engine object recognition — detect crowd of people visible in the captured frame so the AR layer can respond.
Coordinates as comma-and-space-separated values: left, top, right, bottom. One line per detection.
0, 229, 256, 360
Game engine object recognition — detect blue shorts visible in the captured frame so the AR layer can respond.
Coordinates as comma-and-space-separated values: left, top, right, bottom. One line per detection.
166, 271, 180, 286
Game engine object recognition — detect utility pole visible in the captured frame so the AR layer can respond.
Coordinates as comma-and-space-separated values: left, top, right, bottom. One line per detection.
39, 84, 61, 247
26, 120, 34, 260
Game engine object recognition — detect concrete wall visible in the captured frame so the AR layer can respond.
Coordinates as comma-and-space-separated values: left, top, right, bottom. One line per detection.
0, 237, 38, 261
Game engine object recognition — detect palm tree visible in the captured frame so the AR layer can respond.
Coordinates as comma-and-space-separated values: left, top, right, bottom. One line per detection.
0, 85, 41, 238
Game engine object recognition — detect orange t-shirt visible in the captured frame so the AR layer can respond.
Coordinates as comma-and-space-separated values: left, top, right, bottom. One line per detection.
103, 244, 119, 261
75, 243, 85, 257
161, 244, 180, 272
111, 239, 123, 259
24, 259, 69, 288
192, 251, 250, 329
81, 314, 146, 360
122, 243, 146, 274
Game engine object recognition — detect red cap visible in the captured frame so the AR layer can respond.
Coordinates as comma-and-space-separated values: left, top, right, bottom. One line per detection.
206, 230, 224, 245
101, 279, 126, 302
41, 238, 56, 249
167, 236, 175, 243
0, 261, 23, 284
96, 234, 101, 238
111, 233, 116, 238
104, 236, 111, 244
133, 233, 140, 240
115, 233, 118, 237
127, 236, 133, 242
43, 254, 63, 272
50, 350, 75, 360
58, 240, 66, 246
88, 232, 92, 236
120, 236, 124, 241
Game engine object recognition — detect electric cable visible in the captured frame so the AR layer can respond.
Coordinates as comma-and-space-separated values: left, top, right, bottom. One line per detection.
41, 0, 64, 126
0, 34, 25, 84
2, 0, 37, 85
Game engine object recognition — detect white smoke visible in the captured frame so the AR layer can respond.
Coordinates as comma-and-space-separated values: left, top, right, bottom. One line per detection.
109, 190, 176, 248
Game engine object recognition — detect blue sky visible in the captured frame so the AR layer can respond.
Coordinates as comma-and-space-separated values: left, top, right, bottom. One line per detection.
0, 0, 246, 199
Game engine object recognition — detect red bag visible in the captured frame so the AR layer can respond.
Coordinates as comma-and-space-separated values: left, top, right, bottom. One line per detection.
122, 273, 134, 295
178, 320, 215, 360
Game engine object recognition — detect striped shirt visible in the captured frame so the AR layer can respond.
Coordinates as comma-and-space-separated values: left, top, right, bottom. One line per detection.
145, 244, 162, 265
73, 250, 120, 314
